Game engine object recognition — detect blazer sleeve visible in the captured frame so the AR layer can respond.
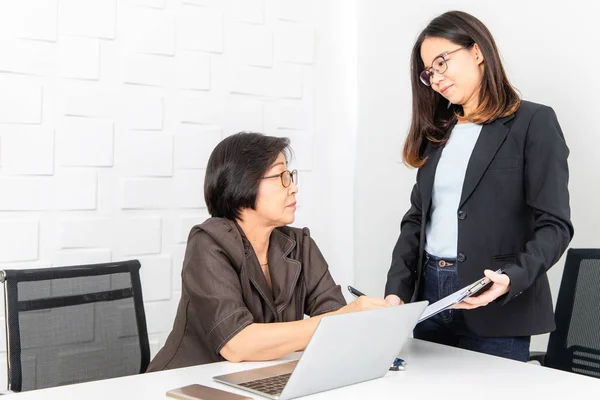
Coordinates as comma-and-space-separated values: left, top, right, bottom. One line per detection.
385, 174, 423, 302
301, 228, 347, 316
182, 229, 254, 355
502, 105, 574, 305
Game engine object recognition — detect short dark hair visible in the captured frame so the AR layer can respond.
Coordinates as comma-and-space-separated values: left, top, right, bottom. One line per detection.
404, 11, 520, 168
204, 132, 292, 220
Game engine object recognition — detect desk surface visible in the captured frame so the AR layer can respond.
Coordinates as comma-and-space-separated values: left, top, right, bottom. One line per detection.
9, 339, 600, 399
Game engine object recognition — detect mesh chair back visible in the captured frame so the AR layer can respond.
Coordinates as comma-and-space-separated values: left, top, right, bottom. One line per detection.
546, 249, 600, 378
0, 260, 150, 392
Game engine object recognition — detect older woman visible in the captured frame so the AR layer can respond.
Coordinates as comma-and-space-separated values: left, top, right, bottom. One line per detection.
147, 132, 388, 371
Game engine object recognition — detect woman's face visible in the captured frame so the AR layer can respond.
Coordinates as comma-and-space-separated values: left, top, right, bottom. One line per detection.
253, 152, 298, 228
420, 37, 484, 112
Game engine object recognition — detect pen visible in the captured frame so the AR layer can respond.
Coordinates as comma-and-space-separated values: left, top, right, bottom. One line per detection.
347, 285, 366, 298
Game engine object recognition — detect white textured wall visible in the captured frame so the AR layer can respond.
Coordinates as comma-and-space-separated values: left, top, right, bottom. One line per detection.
355, 0, 600, 351
0, 0, 358, 388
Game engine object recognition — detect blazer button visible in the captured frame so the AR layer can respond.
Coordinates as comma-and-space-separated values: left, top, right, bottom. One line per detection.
457, 253, 466, 262
457, 210, 467, 220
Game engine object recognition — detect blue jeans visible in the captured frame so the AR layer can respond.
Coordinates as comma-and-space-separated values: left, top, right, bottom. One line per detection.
413, 253, 531, 362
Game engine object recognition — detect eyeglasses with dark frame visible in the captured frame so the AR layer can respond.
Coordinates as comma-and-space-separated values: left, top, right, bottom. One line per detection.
419, 46, 468, 87
262, 169, 298, 188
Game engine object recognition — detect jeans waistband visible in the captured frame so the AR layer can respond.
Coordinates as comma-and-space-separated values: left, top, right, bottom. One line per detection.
425, 252, 457, 263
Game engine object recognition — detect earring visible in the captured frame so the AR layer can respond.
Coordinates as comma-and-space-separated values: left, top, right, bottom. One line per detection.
447, 100, 452, 109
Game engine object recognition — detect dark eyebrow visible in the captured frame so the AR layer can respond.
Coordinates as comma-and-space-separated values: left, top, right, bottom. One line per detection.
269, 161, 285, 168
433, 50, 449, 60
424, 49, 451, 67
432, 46, 465, 64
266, 161, 287, 173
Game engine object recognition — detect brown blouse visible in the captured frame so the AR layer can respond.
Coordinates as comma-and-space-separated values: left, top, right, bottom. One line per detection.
146, 218, 346, 371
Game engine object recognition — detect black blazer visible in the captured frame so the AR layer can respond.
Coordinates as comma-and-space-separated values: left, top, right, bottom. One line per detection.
385, 100, 574, 337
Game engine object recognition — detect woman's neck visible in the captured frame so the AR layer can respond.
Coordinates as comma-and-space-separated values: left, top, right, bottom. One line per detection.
236, 217, 273, 263
460, 87, 481, 118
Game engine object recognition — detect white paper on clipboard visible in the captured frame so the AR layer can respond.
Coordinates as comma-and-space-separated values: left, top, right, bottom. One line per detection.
417, 269, 503, 323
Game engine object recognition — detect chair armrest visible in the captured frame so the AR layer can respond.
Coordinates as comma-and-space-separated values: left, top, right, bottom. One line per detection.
529, 351, 547, 365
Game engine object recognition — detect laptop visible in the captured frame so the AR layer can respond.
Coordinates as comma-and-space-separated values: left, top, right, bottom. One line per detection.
213, 301, 428, 400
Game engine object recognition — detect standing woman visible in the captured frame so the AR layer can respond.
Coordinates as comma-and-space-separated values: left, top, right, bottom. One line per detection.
384, 11, 573, 361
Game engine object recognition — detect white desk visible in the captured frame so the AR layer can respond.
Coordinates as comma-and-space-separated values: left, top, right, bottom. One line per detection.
8, 339, 600, 399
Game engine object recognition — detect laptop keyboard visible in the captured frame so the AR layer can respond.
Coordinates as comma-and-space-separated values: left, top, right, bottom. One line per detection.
239, 373, 292, 396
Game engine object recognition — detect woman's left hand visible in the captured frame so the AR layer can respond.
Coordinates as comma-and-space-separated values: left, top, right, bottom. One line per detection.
453, 269, 510, 310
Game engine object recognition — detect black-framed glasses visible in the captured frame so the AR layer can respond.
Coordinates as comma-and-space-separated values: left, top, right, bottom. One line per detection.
262, 169, 298, 188
419, 46, 467, 87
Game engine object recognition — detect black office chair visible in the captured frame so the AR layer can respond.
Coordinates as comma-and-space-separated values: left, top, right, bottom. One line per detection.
530, 249, 600, 378
0, 260, 150, 392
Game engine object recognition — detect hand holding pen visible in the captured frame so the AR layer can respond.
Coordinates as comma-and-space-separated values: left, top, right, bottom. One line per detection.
342, 288, 391, 313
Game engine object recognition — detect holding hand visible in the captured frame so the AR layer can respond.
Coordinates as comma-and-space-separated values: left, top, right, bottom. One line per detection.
453, 269, 511, 310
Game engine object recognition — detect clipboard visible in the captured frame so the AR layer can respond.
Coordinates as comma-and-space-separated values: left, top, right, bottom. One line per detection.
418, 268, 504, 322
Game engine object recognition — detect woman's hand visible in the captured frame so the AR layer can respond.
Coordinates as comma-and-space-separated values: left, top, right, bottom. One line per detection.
385, 294, 404, 306
340, 296, 391, 314
453, 269, 510, 310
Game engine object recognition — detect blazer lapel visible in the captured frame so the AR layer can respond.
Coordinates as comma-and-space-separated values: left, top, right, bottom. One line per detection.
234, 222, 279, 318
243, 228, 301, 320
420, 144, 443, 218
459, 115, 515, 208
245, 252, 279, 318
268, 230, 301, 315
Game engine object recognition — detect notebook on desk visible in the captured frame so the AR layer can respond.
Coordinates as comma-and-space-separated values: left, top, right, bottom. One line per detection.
213, 301, 428, 400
